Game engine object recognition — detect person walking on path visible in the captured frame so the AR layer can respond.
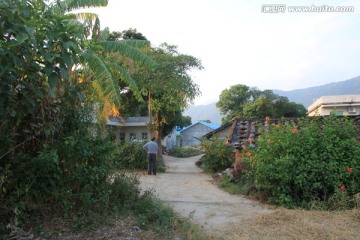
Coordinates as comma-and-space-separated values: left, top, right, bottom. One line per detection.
143, 137, 158, 175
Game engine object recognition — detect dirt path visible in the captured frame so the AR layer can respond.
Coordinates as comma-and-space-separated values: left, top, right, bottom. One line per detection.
138, 155, 274, 237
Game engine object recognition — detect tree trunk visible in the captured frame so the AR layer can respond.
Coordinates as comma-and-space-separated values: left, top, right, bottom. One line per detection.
147, 91, 153, 139
155, 112, 163, 159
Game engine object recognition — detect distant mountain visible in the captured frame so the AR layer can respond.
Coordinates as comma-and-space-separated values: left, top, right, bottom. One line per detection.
184, 76, 360, 125
273, 76, 360, 108
183, 102, 223, 125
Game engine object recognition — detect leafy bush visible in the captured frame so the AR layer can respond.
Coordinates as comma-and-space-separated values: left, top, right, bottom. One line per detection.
0, 0, 95, 232
134, 191, 181, 234
201, 138, 234, 172
108, 173, 140, 211
248, 116, 360, 209
114, 142, 148, 170
169, 146, 203, 158
56, 134, 119, 214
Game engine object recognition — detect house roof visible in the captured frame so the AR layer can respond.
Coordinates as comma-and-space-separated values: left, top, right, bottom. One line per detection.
180, 121, 220, 133
199, 121, 221, 130
203, 120, 234, 138
227, 116, 360, 149
107, 117, 148, 127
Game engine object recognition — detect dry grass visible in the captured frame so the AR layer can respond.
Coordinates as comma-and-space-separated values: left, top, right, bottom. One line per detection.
225, 208, 360, 240
38, 217, 162, 240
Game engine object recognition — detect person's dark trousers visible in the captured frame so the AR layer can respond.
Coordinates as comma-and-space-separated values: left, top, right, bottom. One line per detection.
148, 153, 157, 175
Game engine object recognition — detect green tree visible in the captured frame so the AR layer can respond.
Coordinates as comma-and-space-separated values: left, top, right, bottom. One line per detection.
48, 1, 156, 120
178, 115, 192, 128
121, 28, 148, 40
102, 28, 148, 41
99, 29, 151, 117
131, 43, 202, 156
216, 84, 251, 117
242, 96, 276, 118
0, 0, 85, 155
217, 84, 306, 123
82, 39, 156, 119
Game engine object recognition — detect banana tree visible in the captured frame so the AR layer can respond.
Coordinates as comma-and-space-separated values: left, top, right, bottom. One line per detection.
48, 0, 157, 119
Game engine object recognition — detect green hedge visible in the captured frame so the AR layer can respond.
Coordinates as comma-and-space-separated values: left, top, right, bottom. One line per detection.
169, 147, 203, 158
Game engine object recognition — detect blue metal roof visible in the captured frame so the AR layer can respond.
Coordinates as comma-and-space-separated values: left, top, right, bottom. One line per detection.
179, 121, 220, 133
198, 121, 221, 130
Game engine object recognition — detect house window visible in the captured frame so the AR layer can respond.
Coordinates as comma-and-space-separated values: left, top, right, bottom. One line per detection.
330, 111, 343, 116
119, 132, 125, 141
142, 132, 148, 140
130, 133, 136, 141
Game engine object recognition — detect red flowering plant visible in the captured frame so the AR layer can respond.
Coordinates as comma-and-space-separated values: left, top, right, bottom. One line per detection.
241, 137, 257, 159
246, 116, 360, 209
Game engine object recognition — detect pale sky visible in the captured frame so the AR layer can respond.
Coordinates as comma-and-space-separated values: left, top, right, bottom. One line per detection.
91, 0, 360, 105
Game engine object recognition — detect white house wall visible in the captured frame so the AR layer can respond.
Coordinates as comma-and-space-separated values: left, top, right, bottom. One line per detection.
181, 124, 213, 147
308, 95, 360, 116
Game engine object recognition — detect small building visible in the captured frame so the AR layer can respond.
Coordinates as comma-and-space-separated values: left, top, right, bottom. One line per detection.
107, 117, 149, 142
308, 95, 360, 116
179, 121, 220, 147
203, 121, 234, 141
164, 127, 179, 152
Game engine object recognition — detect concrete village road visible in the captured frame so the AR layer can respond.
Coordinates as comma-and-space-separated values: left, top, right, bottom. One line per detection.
138, 154, 274, 237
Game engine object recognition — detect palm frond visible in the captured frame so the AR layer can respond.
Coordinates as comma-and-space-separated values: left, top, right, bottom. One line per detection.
68, 0, 108, 10
49, 0, 108, 14
121, 40, 151, 48
81, 50, 121, 108
71, 12, 98, 22
108, 62, 143, 102
98, 41, 157, 68
92, 81, 120, 119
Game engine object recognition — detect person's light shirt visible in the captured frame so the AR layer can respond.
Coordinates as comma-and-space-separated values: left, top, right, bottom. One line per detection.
143, 141, 158, 154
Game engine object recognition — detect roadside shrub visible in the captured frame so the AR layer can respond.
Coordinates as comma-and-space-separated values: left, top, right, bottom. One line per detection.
109, 173, 140, 211
56, 134, 119, 214
114, 142, 148, 170
248, 116, 360, 209
0, 128, 125, 232
201, 138, 234, 172
134, 191, 180, 234
169, 146, 203, 158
